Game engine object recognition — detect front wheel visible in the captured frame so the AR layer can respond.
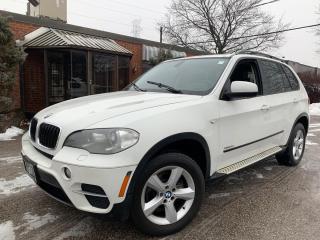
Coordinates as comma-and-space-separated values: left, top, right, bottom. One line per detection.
276, 123, 306, 166
131, 153, 205, 236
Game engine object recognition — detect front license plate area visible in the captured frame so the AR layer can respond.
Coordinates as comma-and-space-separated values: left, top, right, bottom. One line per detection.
22, 155, 37, 183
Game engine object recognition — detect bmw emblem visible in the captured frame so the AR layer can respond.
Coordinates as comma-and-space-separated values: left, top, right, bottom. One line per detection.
164, 191, 172, 199
44, 113, 53, 119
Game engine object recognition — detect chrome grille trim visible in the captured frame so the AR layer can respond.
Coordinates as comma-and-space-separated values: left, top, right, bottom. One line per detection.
30, 118, 38, 142
38, 123, 60, 149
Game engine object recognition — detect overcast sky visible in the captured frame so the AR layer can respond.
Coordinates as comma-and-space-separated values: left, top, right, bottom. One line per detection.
1, 0, 320, 67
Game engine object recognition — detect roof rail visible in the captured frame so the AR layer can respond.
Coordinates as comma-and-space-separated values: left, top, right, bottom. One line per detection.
235, 50, 286, 63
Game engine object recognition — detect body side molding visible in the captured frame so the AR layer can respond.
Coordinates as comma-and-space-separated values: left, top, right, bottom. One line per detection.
223, 131, 284, 153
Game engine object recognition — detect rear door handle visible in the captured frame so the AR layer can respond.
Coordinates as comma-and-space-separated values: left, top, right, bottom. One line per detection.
293, 98, 298, 103
261, 105, 270, 111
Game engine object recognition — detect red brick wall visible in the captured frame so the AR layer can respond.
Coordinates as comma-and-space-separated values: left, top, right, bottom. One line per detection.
23, 49, 46, 113
9, 21, 38, 41
115, 40, 143, 82
9, 20, 39, 111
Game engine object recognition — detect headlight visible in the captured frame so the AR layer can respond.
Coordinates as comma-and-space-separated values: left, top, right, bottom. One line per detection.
64, 128, 139, 154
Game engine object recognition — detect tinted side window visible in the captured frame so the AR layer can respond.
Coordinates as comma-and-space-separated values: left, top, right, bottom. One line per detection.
278, 64, 292, 92
259, 60, 284, 95
282, 65, 300, 91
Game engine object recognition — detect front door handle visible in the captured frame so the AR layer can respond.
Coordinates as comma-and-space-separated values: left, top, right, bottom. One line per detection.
261, 105, 270, 111
293, 98, 298, 103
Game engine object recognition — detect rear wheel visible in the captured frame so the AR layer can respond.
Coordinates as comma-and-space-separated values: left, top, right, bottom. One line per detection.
131, 153, 204, 236
276, 123, 306, 166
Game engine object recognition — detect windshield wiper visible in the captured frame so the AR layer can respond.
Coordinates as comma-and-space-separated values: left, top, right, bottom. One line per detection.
132, 83, 147, 92
147, 81, 182, 94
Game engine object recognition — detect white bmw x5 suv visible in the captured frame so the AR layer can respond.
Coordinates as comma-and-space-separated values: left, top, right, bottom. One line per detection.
21, 51, 309, 236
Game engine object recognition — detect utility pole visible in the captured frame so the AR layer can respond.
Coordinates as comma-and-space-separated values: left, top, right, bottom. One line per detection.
160, 26, 163, 43
131, 19, 142, 38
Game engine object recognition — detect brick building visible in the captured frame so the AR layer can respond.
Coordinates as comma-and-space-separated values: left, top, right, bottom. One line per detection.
0, 10, 203, 117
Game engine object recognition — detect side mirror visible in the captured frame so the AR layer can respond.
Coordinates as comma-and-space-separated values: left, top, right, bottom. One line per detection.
224, 81, 258, 99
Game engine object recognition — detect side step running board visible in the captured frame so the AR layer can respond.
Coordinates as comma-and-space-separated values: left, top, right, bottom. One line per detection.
215, 146, 282, 176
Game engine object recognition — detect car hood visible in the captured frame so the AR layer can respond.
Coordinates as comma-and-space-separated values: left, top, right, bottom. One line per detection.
36, 91, 201, 129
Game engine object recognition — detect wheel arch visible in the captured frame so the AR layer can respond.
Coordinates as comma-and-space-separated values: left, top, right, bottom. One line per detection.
285, 113, 309, 147
128, 133, 211, 193
293, 113, 309, 134
112, 133, 211, 220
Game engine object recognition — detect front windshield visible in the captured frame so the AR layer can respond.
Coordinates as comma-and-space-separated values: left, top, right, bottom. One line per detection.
127, 58, 230, 96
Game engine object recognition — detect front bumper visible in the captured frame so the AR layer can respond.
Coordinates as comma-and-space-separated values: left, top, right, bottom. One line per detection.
21, 134, 136, 214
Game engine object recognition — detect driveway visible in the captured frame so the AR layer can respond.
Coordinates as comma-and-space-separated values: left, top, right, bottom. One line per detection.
1, 117, 320, 240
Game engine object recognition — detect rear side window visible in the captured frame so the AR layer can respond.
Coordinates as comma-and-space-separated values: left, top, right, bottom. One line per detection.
281, 65, 300, 91
259, 60, 284, 95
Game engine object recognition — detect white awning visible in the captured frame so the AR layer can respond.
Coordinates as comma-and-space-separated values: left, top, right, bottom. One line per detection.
142, 45, 187, 61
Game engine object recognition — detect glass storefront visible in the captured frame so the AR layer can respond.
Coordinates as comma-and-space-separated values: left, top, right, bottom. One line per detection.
69, 51, 88, 99
118, 56, 130, 90
92, 53, 116, 94
47, 49, 130, 105
48, 51, 70, 105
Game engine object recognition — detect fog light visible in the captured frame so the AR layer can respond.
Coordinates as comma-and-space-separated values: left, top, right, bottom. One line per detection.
63, 167, 72, 179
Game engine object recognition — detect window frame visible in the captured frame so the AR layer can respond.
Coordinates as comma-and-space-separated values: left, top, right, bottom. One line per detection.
219, 58, 263, 101
128, 57, 231, 96
258, 59, 301, 96
280, 64, 300, 92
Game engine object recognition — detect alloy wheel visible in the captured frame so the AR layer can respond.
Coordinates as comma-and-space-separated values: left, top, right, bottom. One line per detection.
141, 166, 195, 225
292, 129, 305, 161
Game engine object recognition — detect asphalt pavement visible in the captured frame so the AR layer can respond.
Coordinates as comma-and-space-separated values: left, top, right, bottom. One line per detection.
1, 117, 320, 240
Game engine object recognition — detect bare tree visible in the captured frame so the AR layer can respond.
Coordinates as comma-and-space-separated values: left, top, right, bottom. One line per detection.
161, 0, 287, 53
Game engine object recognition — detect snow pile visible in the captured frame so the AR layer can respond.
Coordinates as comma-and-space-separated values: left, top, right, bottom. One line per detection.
0, 221, 15, 240
0, 174, 35, 196
0, 127, 24, 141
20, 212, 58, 235
309, 103, 320, 116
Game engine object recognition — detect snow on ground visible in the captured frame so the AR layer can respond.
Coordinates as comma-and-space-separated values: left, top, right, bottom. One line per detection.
53, 217, 94, 240
310, 123, 320, 128
20, 212, 58, 235
310, 103, 320, 116
255, 173, 264, 179
264, 166, 273, 171
0, 221, 15, 240
209, 193, 231, 199
306, 140, 319, 146
0, 156, 22, 164
0, 174, 35, 196
0, 213, 58, 239
309, 128, 320, 133
0, 127, 24, 141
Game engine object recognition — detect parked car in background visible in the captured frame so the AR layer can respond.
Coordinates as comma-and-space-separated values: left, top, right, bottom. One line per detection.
21, 51, 309, 236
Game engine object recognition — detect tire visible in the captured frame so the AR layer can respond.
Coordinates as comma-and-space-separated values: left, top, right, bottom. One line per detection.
130, 153, 205, 236
276, 123, 306, 166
